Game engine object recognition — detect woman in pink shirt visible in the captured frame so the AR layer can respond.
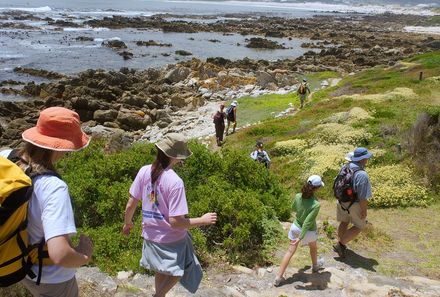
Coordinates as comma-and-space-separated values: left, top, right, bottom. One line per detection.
122, 133, 217, 297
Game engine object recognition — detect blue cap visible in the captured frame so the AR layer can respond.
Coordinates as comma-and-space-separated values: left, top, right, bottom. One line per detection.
350, 147, 373, 162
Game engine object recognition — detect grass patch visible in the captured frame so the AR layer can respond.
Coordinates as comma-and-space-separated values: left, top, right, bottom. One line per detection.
307, 71, 340, 80
408, 51, 440, 69
226, 93, 297, 127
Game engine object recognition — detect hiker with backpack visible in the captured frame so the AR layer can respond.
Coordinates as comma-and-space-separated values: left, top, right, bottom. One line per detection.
212, 102, 227, 146
297, 78, 311, 109
225, 100, 238, 136
274, 175, 324, 287
333, 147, 373, 258
250, 141, 271, 169
122, 133, 217, 297
0, 107, 93, 296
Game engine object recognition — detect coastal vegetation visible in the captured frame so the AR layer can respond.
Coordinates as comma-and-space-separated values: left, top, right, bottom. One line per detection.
49, 50, 440, 279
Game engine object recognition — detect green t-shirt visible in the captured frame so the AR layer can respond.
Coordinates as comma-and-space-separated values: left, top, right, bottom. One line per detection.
292, 193, 321, 239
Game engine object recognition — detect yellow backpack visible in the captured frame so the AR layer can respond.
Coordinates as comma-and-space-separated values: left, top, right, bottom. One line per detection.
0, 153, 54, 287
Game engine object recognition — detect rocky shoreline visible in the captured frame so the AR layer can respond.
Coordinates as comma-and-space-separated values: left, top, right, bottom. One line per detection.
1, 13, 439, 146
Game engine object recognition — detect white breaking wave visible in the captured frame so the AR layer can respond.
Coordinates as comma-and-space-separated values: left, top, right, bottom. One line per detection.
0, 6, 52, 13
165, 0, 438, 16
70, 10, 156, 17
62, 27, 110, 32
404, 26, 440, 35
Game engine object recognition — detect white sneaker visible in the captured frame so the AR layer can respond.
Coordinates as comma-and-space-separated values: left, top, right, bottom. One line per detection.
274, 276, 285, 287
312, 257, 324, 273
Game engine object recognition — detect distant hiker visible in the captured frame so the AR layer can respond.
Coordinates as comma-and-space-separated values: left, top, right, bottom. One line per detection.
274, 175, 324, 287
333, 147, 373, 259
212, 102, 226, 146
297, 78, 311, 109
0, 107, 93, 296
250, 140, 271, 169
225, 100, 238, 135
123, 133, 217, 297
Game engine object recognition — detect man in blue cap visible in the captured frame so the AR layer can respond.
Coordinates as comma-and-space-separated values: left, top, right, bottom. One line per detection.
333, 147, 373, 258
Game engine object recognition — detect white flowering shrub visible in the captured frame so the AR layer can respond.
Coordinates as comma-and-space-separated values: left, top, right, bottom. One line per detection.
312, 123, 372, 145
368, 165, 430, 208
322, 107, 372, 124
272, 138, 309, 156
302, 144, 353, 177
336, 87, 416, 102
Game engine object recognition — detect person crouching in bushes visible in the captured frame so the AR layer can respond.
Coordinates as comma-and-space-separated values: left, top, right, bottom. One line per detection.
9, 107, 93, 297
250, 140, 271, 169
122, 133, 217, 297
274, 175, 324, 287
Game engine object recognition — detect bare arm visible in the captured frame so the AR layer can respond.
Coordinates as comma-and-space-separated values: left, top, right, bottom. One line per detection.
122, 196, 140, 235
47, 234, 92, 268
359, 199, 368, 219
169, 213, 217, 229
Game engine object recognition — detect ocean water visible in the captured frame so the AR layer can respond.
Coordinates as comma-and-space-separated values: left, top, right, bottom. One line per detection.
0, 0, 438, 89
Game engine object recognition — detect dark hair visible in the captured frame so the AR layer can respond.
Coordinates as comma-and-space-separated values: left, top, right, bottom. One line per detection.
17, 142, 57, 174
301, 182, 317, 199
151, 147, 171, 184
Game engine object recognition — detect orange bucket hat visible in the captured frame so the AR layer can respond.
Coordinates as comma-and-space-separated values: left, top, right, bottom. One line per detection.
22, 107, 90, 151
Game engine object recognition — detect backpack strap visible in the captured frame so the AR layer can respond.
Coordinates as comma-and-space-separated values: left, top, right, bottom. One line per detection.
339, 164, 364, 213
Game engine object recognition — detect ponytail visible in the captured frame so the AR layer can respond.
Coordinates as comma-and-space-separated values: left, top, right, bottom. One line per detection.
301, 182, 316, 199
151, 148, 171, 184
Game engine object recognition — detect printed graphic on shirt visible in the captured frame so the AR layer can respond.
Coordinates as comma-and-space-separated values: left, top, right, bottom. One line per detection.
143, 183, 164, 220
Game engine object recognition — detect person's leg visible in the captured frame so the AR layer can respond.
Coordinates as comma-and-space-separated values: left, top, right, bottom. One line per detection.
308, 241, 317, 266
339, 226, 361, 245
154, 273, 180, 297
232, 121, 236, 133
219, 125, 225, 142
276, 240, 299, 279
225, 120, 230, 135
338, 221, 349, 240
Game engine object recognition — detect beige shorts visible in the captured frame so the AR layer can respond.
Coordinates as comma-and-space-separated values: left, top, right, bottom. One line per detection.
336, 201, 367, 230
21, 276, 78, 297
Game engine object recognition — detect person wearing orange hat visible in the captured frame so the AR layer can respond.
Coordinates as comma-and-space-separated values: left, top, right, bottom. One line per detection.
212, 102, 226, 146
4, 107, 93, 296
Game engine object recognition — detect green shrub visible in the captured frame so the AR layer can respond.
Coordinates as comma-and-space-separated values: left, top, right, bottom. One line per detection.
58, 140, 289, 273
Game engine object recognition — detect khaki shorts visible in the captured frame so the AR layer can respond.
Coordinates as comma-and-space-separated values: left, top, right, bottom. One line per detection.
21, 276, 78, 297
336, 201, 367, 230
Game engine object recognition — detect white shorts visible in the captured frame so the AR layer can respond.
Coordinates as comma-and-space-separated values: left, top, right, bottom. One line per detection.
288, 223, 318, 246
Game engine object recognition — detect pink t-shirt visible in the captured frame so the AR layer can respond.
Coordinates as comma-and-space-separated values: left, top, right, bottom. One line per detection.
129, 165, 189, 243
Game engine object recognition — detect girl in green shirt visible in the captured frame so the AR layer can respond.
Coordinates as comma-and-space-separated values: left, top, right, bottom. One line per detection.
274, 175, 324, 287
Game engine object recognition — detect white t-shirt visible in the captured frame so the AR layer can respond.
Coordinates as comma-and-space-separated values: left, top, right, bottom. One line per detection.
26, 175, 77, 284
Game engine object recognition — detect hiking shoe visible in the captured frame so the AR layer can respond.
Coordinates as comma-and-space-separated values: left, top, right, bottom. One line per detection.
312, 258, 324, 273
273, 276, 285, 287
333, 242, 347, 258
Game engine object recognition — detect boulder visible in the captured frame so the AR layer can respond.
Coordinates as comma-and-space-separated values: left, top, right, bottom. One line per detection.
164, 67, 191, 84
102, 39, 127, 49
117, 111, 151, 130
256, 71, 277, 88
93, 110, 119, 123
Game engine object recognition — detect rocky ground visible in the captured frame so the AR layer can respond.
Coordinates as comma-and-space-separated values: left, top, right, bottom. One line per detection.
76, 245, 440, 297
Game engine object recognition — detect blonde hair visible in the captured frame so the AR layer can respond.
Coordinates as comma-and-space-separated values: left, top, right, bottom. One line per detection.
17, 142, 57, 175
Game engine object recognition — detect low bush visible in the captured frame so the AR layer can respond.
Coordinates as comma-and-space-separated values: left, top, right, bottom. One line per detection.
368, 165, 430, 208
57, 140, 290, 273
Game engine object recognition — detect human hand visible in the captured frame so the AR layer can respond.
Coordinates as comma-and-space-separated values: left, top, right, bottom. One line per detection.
201, 212, 217, 225
361, 208, 367, 220
122, 222, 134, 236
76, 234, 93, 260
290, 238, 300, 246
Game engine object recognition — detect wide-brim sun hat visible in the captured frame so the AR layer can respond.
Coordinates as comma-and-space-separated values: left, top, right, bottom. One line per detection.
231, 100, 238, 107
350, 147, 373, 162
307, 175, 324, 187
22, 107, 90, 152
155, 133, 192, 160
